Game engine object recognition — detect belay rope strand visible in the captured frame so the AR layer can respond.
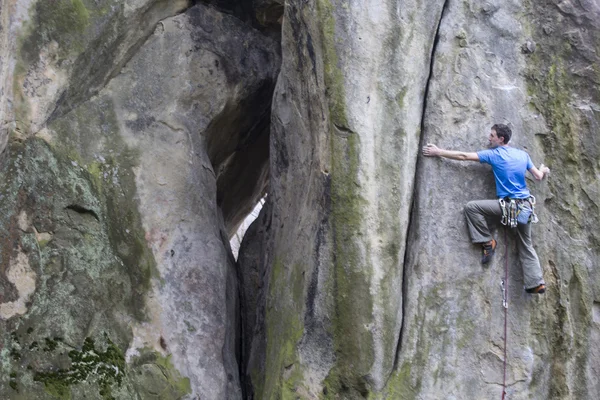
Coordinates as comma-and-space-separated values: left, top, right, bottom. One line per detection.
501, 226, 509, 400
498, 195, 538, 399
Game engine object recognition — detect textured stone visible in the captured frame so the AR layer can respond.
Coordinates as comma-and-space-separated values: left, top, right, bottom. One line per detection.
236, 202, 270, 398
1, 0, 599, 398
240, 0, 446, 397
254, 0, 284, 28
0, 0, 190, 148
1, 2, 279, 399
385, 1, 600, 399
239, 0, 600, 399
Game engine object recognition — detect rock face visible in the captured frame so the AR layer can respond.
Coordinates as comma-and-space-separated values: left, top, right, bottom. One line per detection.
239, 0, 600, 399
240, 0, 448, 398
389, 1, 600, 399
1, 0, 190, 142
1, 0, 599, 399
1, 1, 279, 399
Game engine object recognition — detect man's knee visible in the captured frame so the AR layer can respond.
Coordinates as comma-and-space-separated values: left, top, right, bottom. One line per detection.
464, 201, 478, 214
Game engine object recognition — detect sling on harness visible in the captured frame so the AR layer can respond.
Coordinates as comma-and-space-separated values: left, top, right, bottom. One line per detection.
499, 195, 538, 228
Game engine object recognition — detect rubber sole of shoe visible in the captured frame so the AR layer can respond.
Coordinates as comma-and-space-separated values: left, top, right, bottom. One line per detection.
481, 239, 497, 264
526, 284, 546, 294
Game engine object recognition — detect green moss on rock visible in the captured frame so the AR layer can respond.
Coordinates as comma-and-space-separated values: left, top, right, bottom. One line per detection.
317, 0, 349, 128
374, 362, 416, 400
48, 97, 157, 321
258, 258, 306, 399
324, 116, 375, 396
0, 128, 160, 398
33, 334, 125, 400
129, 350, 192, 399
21, 0, 90, 65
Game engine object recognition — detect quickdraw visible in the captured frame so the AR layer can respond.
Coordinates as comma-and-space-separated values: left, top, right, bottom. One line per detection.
529, 195, 539, 224
499, 196, 538, 227
500, 279, 507, 309
498, 198, 518, 228
499, 198, 508, 225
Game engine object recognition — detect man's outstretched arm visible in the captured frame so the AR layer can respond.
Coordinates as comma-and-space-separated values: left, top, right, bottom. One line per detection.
529, 164, 550, 180
422, 143, 479, 162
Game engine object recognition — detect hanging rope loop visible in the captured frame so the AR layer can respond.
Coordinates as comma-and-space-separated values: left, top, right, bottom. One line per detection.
501, 226, 509, 399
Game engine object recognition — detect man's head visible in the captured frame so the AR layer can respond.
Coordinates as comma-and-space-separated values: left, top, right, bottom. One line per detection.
489, 124, 511, 147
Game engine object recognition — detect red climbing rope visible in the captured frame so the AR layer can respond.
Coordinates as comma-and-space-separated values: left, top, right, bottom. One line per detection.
501, 227, 509, 400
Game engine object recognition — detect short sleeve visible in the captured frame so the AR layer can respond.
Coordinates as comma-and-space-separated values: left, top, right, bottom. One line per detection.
526, 153, 534, 170
477, 149, 493, 165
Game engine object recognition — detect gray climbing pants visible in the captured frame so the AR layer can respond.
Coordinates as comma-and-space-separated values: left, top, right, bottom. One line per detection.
464, 199, 545, 289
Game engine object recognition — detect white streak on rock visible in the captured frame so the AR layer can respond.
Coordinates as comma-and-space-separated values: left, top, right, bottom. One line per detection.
0, 247, 37, 320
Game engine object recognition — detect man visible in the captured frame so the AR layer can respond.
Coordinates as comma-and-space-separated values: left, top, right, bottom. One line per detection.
422, 124, 549, 294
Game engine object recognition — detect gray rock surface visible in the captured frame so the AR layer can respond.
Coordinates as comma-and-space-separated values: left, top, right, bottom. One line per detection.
1, 0, 599, 398
239, 0, 600, 399
253, 0, 283, 28
1, 2, 279, 399
240, 0, 447, 397
0, 0, 190, 147
389, 1, 600, 399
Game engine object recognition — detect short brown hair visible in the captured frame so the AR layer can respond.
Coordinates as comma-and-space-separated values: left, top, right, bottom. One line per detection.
491, 124, 512, 144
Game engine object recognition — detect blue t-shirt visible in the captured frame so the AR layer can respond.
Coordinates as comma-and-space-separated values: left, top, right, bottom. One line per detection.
477, 146, 533, 199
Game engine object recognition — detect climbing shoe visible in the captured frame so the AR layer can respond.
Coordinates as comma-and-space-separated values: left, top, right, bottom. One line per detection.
526, 284, 546, 294
481, 239, 497, 264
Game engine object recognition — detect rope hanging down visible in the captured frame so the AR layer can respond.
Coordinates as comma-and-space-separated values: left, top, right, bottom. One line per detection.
501, 227, 509, 400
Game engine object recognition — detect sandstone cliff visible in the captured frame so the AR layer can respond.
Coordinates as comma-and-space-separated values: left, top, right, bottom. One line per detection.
1, 1, 279, 398
1, 0, 599, 399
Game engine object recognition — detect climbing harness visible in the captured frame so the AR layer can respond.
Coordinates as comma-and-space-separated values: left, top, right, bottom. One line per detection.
499, 196, 538, 228
501, 227, 509, 400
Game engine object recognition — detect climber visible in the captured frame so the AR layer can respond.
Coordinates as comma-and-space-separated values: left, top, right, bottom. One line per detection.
422, 124, 549, 294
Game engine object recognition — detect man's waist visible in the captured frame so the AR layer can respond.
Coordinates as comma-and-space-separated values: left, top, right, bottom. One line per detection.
499, 196, 530, 200
499, 196, 537, 208
499, 196, 531, 202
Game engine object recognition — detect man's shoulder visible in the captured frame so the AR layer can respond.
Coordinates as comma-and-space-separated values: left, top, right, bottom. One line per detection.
477, 148, 496, 155
505, 146, 530, 158
476, 148, 494, 163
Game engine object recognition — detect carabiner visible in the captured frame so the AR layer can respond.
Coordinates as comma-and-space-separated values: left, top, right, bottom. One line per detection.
499, 199, 508, 226
501, 279, 507, 309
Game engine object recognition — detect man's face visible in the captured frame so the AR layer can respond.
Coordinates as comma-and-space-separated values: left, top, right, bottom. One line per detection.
488, 129, 504, 148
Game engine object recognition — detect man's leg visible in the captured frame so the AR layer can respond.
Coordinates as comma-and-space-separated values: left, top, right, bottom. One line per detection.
516, 222, 545, 291
464, 200, 502, 243
464, 200, 503, 264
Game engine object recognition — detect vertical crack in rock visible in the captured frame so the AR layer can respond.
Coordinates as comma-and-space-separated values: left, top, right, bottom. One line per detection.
392, 0, 449, 374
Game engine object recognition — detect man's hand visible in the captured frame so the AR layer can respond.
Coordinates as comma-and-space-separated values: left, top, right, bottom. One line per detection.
423, 143, 441, 157
529, 163, 550, 180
